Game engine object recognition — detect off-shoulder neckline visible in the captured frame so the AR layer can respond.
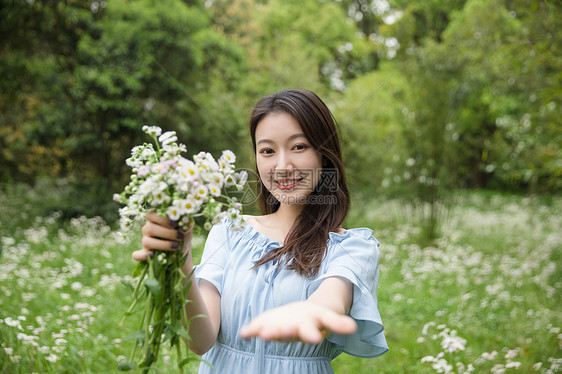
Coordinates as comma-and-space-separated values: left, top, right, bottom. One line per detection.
224, 216, 374, 245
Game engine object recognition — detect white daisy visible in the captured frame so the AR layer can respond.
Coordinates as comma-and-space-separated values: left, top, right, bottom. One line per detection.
167, 206, 181, 221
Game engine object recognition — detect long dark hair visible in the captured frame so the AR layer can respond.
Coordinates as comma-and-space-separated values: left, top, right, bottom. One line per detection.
249, 89, 350, 278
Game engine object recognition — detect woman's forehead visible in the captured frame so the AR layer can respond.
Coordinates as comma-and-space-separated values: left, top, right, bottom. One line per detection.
255, 112, 305, 141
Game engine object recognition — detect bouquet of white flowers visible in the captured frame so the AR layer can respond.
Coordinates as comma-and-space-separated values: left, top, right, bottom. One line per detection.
114, 125, 246, 372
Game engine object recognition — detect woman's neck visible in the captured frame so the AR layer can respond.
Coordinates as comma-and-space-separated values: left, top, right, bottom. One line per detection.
272, 203, 303, 229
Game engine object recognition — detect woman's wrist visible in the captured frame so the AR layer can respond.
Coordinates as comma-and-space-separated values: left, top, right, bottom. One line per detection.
181, 256, 195, 278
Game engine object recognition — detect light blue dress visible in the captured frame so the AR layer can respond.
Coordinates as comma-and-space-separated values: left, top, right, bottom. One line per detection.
194, 218, 388, 374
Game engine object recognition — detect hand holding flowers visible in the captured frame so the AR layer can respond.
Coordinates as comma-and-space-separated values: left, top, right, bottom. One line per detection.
114, 125, 245, 372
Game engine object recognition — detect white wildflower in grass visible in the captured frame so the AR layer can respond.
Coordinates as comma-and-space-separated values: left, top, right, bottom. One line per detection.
504, 348, 519, 360
38, 345, 50, 354
4, 317, 22, 329
491, 364, 506, 374
114, 125, 246, 372
440, 329, 467, 353
421, 323, 473, 373
549, 358, 562, 371
476, 350, 498, 364
425, 354, 453, 374
505, 361, 521, 369
45, 353, 59, 363
54, 338, 67, 346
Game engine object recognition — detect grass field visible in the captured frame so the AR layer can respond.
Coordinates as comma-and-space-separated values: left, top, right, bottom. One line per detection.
0, 189, 560, 373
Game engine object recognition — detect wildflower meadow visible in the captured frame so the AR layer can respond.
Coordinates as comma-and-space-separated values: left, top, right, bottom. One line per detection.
0, 187, 560, 373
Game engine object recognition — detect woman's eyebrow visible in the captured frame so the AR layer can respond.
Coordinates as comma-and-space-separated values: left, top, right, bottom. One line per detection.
256, 133, 306, 145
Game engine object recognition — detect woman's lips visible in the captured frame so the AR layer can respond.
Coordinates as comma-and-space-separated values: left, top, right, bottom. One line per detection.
274, 178, 303, 190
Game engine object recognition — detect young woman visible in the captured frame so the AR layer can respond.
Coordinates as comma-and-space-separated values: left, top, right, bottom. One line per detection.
134, 89, 388, 373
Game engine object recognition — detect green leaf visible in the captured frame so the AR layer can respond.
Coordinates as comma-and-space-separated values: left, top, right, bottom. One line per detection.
120, 278, 134, 291
167, 322, 191, 340
116, 361, 135, 371
144, 279, 161, 296
179, 356, 200, 367
132, 261, 147, 278
122, 308, 143, 317
124, 330, 145, 342
139, 352, 155, 368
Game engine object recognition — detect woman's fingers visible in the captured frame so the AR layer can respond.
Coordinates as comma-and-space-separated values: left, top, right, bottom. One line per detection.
146, 210, 172, 226
239, 322, 259, 339
133, 210, 193, 262
239, 302, 357, 344
240, 318, 322, 343
298, 323, 324, 344
142, 220, 180, 241
318, 312, 357, 336
134, 232, 181, 262
141, 235, 181, 252
132, 248, 152, 261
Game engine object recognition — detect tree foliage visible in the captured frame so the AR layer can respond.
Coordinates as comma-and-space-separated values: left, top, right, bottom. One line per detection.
0, 0, 247, 184
388, 0, 561, 193
0, 0, 560, 220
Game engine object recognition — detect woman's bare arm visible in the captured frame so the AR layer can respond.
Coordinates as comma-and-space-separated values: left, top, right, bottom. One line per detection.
133, 211, 221, 355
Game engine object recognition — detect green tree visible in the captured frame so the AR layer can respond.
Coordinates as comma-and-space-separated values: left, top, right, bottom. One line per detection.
388, 0, 467, 47
332, 62, 411, 193
375, 0, 561, 239
386, 0, 561, 193
489, 0, 562, 192
0, 0, 249, 217
243, 0, 373, 94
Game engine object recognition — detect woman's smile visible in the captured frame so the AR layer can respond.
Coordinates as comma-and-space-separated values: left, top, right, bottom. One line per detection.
274, 177, 303, 190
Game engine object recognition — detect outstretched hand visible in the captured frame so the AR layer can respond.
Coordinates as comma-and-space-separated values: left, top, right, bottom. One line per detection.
239, 302, 357, 344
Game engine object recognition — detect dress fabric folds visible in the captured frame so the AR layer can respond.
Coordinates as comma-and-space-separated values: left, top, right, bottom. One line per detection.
194, 218, 388, 374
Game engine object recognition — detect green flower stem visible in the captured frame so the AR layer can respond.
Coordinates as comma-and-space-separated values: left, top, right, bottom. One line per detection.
120, 265, 149, 326
129, 301, 148, 365
142, 256, 156, 370
180, 262, 192, 363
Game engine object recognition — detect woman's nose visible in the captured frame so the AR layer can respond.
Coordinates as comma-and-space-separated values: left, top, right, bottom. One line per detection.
275, 150, 293, 171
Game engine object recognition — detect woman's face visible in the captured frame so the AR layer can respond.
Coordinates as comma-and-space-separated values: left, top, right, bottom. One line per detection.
255, 112, 323, 206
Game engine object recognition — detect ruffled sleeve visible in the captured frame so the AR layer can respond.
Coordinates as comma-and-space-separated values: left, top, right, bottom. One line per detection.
305, 229, 389, 358
194, 220, 231, 295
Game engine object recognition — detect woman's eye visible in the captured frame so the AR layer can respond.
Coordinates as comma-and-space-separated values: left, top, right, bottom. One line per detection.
293, 144, 308, 151
259, 148, 274, 155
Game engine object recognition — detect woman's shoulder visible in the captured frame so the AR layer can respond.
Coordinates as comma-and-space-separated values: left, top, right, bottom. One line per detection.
323, 227, 381, 279
326, 226, 380, 262
328, 226, 378, 245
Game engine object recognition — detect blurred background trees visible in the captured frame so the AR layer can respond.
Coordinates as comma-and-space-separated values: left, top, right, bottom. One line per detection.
0, 0, 560, 227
